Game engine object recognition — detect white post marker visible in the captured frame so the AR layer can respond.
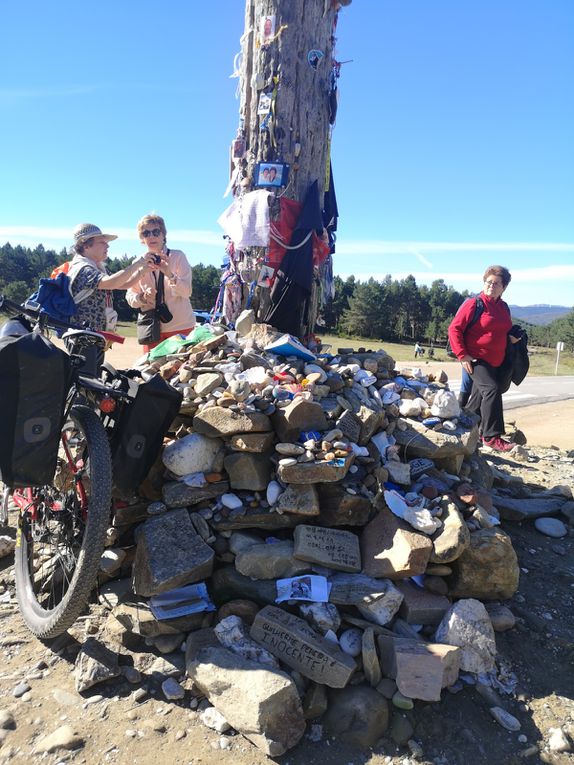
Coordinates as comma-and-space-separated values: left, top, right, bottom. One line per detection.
555, 341, 565, 375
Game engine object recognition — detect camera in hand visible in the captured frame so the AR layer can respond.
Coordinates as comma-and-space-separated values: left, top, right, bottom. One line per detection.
152, 254, 161, 265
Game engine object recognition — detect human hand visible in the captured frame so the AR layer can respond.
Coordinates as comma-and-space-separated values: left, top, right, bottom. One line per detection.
461, 356, 474, 375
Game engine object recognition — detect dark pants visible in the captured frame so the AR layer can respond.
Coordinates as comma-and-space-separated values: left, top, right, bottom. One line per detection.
467, 360, 505, 439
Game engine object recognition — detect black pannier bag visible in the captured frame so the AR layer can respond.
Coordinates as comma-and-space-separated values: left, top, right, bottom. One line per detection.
108, 372, 182, 499
0, 332, 71, 488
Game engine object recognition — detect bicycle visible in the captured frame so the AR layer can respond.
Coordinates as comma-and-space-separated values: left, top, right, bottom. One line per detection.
0, 295, 134, 639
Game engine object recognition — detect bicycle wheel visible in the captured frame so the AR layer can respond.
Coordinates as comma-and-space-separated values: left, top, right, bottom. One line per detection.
14, 404, 112, 639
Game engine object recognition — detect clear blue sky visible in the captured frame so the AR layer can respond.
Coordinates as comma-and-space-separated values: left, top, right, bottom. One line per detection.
1, 0, 573, 307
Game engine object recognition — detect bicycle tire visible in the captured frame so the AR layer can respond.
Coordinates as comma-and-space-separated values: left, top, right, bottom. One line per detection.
14, 404, 112, 639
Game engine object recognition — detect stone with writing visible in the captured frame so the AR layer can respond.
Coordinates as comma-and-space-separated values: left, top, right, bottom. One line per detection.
276, 483, 320, 516
293, 525, 361, 573
250, 606, 356, 688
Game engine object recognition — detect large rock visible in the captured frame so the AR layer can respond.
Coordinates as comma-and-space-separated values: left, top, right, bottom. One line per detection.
491, 494, 567, 521
377, 636, 460, 701
109, 600, 207, 638
250, 606, 356, 687
430, 499, 470, 563
162, 433, 224, 476
395, 580, 450, 626
393, 422, 479, 458
276, 483, 320, 516
235, 540, 310, 580
194, 372, 223, 397
361, 509, 433, 580
193, 408, 272, 437
186, 643, 305, 756
323, 686, 389, 747
132, 509, 214, 597
293, 525, 361, 572
447, 528, 519, 600
316, 484, 372, 526
271, 399, 328, 442
74, 638, 120, 692
356, 581, 404, 626
435, 599, 497, 674
162, 480, 229, 509
223, 452, 271, 491
277, 454, 354, 485
210, 566, 278, 606
229, 432, 276, 453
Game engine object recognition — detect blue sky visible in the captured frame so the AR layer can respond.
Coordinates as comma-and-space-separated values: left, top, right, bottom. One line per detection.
1, 0, 573, 307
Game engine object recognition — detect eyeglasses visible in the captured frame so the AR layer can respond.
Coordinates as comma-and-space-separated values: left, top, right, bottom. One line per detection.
141, 228, 162, 238
484, 280, 503, 288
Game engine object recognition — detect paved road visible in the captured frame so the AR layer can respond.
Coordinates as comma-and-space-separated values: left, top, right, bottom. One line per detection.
449, 375, 574, 410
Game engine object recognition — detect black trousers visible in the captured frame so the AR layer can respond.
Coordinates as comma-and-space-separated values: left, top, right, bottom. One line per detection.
467, 360, 505, 439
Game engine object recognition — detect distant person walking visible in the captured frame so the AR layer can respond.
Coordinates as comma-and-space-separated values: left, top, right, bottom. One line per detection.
448, 265, 522, 452
414, 342, 423, 359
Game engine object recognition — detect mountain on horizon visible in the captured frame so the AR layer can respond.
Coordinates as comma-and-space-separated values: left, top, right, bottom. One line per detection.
509, 304, 571, 326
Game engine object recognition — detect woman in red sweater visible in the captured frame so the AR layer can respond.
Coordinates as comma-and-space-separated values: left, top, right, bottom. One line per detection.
448, 265, 519, 452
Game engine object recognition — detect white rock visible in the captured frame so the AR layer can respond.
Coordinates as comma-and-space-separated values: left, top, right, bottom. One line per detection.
304, 364, 328, 383
430, 389, 461, 419
221, 493, 243, 510
266, 480, 283, 505
548, 727, 572, 752
163, 433, 224, 476
200, 706, 231, 733
276, 443, 305, 456
435, 599, 497, 674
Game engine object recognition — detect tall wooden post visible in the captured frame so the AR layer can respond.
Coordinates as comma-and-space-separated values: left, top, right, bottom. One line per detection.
230, 0, 349, 339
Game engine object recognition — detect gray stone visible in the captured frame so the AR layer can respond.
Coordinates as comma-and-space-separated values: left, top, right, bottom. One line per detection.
162, 480, 229, 509
435, 598, 497, 674
12, 681, 30, 698
335, 409, 362, 442
362, 627, 382, 687
193, 407, 272, 437
0, 711, 15, 730
385, 461, 412, 485
356, 581, 404, 627
430, 500, 470, 563
485, 603, 516, 632
186, 643, 305, 756
162, 677, 185, 700
272, 399, 328, 442
361, 509, 433, 580
74, 638, 120, 693
235, 309, 255, 336
298, 602, 341, 633
224, 452, 271, 491
132, 509, 214, 597
492, 494, 567, 521
34, 725, 84, 754
195, 372, 224, 397
534, 517, 568, 538
447, 528, 519, 600
162, 433, 224, 476
0, 536, 15, 559
329, 572, 394, 607
200, 706, 231, 733
211, 566, 279, 606
389, 711, 415, 746
393, 421, 479, 458
303, 683, 329, 719
277, 455, 354, 485
490, 706, 521, 732
235, 540, 309, 579
276, 483, 320, 516
323, 686, 389, 747
229, 432, 276, 453
109, 600, 207, 639
250, 606, 356, 687
293, 525, 361, 572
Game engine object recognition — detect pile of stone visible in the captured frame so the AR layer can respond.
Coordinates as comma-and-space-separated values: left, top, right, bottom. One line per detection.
82, 314, 571, 755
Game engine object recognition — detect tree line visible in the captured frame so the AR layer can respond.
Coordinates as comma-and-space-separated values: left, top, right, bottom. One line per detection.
1, 242, 573, 350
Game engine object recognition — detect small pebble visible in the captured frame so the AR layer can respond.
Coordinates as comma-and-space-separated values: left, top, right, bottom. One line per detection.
13, 681, 31, 698
392, 691, 414, 710
490, 706, 521, 731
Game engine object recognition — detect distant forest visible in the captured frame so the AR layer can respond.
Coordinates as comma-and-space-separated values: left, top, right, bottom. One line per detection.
1, 242, 573, 350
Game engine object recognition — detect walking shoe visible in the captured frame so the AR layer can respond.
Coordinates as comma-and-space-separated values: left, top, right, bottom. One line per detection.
481, 436, 515, 453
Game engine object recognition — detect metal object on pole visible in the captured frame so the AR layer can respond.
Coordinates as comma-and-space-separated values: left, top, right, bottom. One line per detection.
555, 341, 565, 375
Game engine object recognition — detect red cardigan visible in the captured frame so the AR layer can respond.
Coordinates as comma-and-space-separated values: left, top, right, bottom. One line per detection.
448, 293, 512, 367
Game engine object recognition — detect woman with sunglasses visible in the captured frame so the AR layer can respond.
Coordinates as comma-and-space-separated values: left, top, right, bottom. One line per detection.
448, 265, 522, 453
126, 213, 195, 351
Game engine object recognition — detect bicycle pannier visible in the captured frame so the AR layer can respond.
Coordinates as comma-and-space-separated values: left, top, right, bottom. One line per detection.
0, 332, 71, 487
109, 373, 182, 499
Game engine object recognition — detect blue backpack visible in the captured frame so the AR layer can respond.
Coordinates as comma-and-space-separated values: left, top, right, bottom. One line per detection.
27, 271, 92, 329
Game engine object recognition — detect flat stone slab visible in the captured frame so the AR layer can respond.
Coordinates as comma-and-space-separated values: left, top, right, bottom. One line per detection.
316, 484, 372, 526
229, 432, 276, 453
193, 407, 272, 437
393, 422, 479, 458
395, 580, 450, 625
491, 494, 566, 521
328, 573, 392, 607
276, 484, 320, 516
361, 509, 433, 580
277, 455, 354, 485
250, 606, 356, 688
132, 509, 214, 597
293, 525, 361, 572
162, 481, 229, 509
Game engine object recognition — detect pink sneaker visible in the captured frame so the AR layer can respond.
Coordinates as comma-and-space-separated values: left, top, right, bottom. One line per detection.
481, 436, 515, 453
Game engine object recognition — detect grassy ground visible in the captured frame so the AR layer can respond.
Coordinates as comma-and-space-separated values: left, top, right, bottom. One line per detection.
116, 323, 574, 376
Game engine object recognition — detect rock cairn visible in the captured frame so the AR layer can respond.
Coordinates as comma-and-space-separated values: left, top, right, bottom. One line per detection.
73, 316, 571, 755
